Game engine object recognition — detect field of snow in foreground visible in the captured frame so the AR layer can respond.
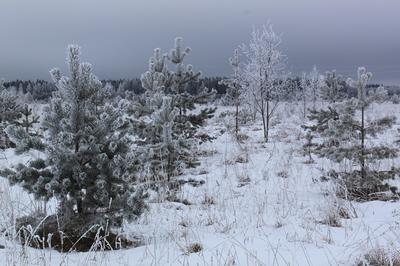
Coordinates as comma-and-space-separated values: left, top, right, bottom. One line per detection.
0, 103, 399, 266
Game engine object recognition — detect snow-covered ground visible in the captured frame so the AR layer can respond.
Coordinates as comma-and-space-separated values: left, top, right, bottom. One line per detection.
0, 103, 399, 266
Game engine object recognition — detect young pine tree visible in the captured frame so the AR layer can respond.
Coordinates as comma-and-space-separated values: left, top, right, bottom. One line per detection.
320, 70, 346, 103
136, 97, 193, 182
0, 79, 21, 126
306, 67, 398, 200
308, 66, 324, 111
297, 73, 311, 119
3, 45, 145, 229
4, 104, 44, 154
16, 104, 40, 133
302, 131, 318, 164
0, 79, 22, 149
220, 49, 242, 138
391, 94, 400, 104
167, 37, 216, 135
131, 38, 215, 182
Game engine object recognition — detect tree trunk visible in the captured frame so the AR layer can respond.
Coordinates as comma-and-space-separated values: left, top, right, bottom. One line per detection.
261, 99, 268, 143
24, 114, 29, 133
361, 105, 366, 179
235, 102, 239, 138
266, 99, 270, 143
262, 112, 267, 142
77, 198, 83, 214
313, 89, 317, 111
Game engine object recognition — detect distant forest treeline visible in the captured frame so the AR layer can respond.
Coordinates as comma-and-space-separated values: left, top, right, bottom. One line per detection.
3, 77, 228, 102
3, 77, 400, 102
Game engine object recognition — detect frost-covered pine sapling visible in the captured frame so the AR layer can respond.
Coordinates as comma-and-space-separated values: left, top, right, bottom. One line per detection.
130, 38, 215, 184
320, 70, 345, 103
220, 49, 242, 138
391, 94, 400, 104
241, 23, 287, 142
368, 85, 388, 104
297, 73, 311, 119
326, 67, 398, 199
0, 79, 22, 149
139, 38, 216, 136
3, 45, 146, 231
347, 67, 397, 180
303, 68, 398, 199
16, 104, 39, 133
302, 131, 317, 163
140, 47, 171, 95
138, 97, 194, 182
4, 104, 44, 154
167, 37, 216, 135
24, 91, 34, 103
308, 66, 324, 111
302, 104, 339, 163
0, 79, 21, 126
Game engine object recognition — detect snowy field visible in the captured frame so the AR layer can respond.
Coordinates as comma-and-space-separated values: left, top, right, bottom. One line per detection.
1, 102, 399, 266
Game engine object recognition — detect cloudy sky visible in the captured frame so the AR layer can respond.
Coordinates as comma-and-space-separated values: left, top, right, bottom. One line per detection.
1, 0, 400, 84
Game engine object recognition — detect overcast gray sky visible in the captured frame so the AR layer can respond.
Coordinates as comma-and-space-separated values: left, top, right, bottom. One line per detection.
1, 0, 400, 84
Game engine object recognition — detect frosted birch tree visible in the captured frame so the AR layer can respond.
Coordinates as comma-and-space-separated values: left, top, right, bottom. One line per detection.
241, 23, 287, 142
